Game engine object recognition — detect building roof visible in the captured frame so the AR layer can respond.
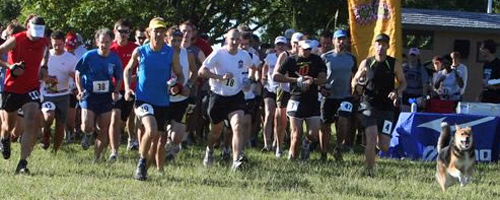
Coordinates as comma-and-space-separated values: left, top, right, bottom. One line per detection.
402, 8, 500, 33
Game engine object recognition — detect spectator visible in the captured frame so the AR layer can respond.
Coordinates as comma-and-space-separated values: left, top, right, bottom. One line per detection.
478, 39, 500, 103
432, 57, 464, 101
450, 51, 468, 97
401, 48, 429, 111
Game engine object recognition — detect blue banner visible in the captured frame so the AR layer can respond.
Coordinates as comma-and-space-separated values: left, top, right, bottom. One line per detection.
382, 112, 500, 162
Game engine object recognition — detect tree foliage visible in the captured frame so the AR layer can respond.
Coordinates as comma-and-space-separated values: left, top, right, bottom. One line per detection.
0, 0, 22, 26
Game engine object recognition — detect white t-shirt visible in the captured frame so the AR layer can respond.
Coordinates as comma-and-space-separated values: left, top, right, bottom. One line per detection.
203, 48, 253, 96
43, 50, 77, 97
264, 53, 279, 93
452, 63, 468, 95
170, 48, 190, 103
243, 51, 261, 100
74, 46, 87, 61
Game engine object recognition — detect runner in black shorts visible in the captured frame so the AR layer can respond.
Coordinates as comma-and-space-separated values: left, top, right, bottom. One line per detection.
351, 33, 406, 177
274, 40, 326, 160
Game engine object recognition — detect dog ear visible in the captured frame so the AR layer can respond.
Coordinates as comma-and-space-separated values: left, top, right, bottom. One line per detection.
455, 124, 461, 131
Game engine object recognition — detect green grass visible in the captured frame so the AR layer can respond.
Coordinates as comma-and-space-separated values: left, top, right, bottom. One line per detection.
1, 142, 500, 199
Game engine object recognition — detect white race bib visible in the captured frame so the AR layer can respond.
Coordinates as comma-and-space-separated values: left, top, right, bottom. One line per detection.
92, 80, 109, 93
382, 120, 393, 135
41, 102, 56, 112
135, 103, 154, 117
339, 101, 353, 113
222, 78, 238, 89
287, 100, 300, 112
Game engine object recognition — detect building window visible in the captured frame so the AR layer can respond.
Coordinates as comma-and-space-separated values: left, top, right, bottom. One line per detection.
403, 30, 434, 50
454, 40, 470, 60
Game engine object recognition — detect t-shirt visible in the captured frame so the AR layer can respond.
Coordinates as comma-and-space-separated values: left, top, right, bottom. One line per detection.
277, 54, 327, 102
452, 63, 467, 95
136, 44, 173, 106
321, 51, 357, 99
110, 41, 138, 91
434, 69, 462, 101
243, 51, 261, 100
264, 53, 279, 93
203, 48, 253, 96
194, 38, 213, 58
482, 57, 500, 103
75, 50, 123, 101
402, 63, 429, 97
6, 31, 49, 93
74, 46, 87, 60
43, 50, 77, 97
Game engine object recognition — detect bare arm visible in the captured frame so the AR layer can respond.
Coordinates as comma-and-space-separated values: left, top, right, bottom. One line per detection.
124, 48, 139, 93
261, 62, 269, 83
0, 37, 16, 69
187, 52, 197, 86
314, 72, 326, 86
75, 70, 83, 94
272, 52, 288, 82
40, 46, 50, 81
351, 59, 367, 90
198, 66, 223, 80
172, 50, 184, 85
198, 51, 206, 63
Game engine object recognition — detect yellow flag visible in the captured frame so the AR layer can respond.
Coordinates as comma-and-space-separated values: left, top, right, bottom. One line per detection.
348, 0, 402, 62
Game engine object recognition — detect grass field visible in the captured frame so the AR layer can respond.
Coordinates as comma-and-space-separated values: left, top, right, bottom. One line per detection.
1, 141, 500, 199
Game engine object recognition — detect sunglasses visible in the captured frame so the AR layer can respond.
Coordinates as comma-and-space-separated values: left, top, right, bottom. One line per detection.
117, 29, 130, 34
137, 36, 146, 40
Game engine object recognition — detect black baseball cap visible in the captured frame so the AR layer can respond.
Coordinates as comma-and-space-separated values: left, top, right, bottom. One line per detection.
375, 33, 390, 43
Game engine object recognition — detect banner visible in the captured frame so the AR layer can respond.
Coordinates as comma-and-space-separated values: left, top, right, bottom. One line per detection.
348, 0, 402, 61
382, 112, 500, 163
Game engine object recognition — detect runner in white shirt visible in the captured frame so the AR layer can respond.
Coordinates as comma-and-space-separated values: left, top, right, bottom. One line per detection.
163, 27, 197, 163
198, 28, 254, 170
261, 36, 287, 153
40, 30, 77, 153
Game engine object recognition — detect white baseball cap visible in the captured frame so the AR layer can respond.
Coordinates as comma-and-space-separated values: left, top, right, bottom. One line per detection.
291, 32, 304, 43
274, 36, 287, 44
298, 40, 313, 49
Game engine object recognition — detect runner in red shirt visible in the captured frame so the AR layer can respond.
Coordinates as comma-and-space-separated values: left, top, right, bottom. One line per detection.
0, 16, 50, 174
108, 19, 139, 161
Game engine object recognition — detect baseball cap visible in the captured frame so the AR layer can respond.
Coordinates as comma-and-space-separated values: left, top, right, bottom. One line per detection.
408, 47, 420, 56
291, 32, 304, 43
333, 30, 347, 38
298, 40, 313, 49
284, 29, 295, 39
149, 17, 166, 29
375, 33, 390, 43
310, 40, 319, 48
274, 36, 287, 44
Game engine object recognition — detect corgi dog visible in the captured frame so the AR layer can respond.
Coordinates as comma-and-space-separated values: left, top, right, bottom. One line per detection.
435, 122, 475, 191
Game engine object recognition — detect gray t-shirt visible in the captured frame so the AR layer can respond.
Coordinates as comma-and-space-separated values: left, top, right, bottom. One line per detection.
321, 51, 357, 99
402, 63, 429, 96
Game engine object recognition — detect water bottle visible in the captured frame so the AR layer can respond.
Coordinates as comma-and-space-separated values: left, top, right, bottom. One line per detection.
409, 98, 417, 113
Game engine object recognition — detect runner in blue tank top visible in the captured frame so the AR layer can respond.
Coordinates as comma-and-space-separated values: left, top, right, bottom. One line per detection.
123, 17, 184, 181
75, 28, 123, 163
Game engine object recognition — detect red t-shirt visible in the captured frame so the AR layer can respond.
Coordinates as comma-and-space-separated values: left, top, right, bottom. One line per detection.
193, 38, 213, 58
110, 41, 138, 91
6, 31, 49, 93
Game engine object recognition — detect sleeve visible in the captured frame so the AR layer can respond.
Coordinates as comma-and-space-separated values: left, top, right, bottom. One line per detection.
264, 54, 270, 64
351, 55, 358, 73
253, 54, 262, 68
202, 50, 219, 69
317, 56, 327, 73
75, 53, 87, 73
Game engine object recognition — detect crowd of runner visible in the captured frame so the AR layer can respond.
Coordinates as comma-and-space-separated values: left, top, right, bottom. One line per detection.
2, 14, 494, 181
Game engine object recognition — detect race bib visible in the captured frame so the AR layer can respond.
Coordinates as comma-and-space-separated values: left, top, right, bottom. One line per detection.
382, 120, 393, 135
222, 78, 238, 89
41, 102, 56, 112
92, 80, 109, 93
28, 91, 40, 101
287, 100, 299, 112
135, 103, 154, 117
339, 101, 353, 113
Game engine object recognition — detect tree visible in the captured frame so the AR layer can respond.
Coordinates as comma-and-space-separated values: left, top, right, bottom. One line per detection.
0, 0, 22, 26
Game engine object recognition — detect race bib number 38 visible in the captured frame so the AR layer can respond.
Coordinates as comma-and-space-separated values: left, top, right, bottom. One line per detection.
92, 80, 109, 93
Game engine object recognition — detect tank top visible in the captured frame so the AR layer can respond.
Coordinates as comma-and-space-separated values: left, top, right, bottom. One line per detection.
170, 48, 189, 103
136, 44, 173, 106
363, 56, 396, 110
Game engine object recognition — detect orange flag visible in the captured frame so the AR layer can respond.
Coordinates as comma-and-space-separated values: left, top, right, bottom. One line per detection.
348, 0, 402, 62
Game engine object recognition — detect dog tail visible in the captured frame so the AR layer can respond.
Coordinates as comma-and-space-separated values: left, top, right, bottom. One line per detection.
437, 122, 451, 152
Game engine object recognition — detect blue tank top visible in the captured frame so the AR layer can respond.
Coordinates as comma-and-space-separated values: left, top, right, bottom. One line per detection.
136, 44, 173, 106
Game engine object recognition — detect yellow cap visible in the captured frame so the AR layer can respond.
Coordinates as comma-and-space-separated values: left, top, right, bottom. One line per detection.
149, 17, 166, 29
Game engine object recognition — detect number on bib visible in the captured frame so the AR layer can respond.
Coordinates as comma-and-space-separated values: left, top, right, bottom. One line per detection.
135, 103, 154, 117
286, 100, 299, 112
28, 91, 40, 101
382, 120, 393, 135
222, 78, 238, 89
92, 80, 109, 93
41, 102, 56, 112
339, 101, 353, 113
